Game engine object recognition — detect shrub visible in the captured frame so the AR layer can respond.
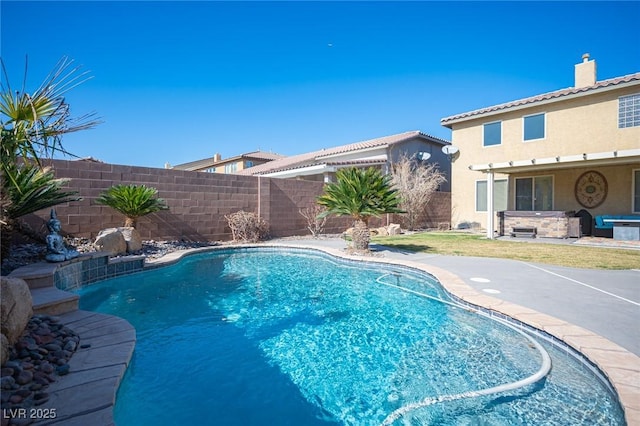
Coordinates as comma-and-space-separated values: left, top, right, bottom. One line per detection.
391, 154, 446, 230
95, 184, 168, 228
225, 211, 269, 243
299, 203, 328, 237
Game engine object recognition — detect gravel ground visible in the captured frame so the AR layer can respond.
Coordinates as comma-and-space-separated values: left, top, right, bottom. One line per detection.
1, 234, 353, 276
0, 238, 218, 276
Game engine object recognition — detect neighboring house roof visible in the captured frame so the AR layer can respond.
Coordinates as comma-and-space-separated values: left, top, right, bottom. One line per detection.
441, 72, 640, 127
239, 131, 449, 176
172, 150, 284, 171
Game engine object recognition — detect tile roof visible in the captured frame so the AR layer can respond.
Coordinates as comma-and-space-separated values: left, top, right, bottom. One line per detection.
172, 150, 284, 170
238, 131, 449, 176
441, 72, 640, 127
241, 151, 284, 161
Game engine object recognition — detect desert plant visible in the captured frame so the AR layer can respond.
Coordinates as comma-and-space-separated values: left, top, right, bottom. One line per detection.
95, 184, 169, 228
317, 167, 404, 251
391, 153, 446, 230
1, 56, 99, 259
0, 164, 80, 259
299, 203, 328, 237
1, 56, 100, 173
225, 210, 269, 242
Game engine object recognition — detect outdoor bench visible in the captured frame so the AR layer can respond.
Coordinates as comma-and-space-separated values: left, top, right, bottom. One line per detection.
593, 215, 640, 239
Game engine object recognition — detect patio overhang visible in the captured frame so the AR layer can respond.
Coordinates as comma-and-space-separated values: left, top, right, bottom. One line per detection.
262, 156, 388, 179
264, 164, 334, 178
469, 148, 640, 174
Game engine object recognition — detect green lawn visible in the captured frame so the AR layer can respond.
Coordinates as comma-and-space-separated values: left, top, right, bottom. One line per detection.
372, 231, 640, 270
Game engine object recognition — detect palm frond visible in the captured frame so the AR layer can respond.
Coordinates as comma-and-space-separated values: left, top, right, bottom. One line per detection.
95, 184, 169, 226
1, 164, 81, 219
0, 55, 102, 164
317, 167, 404, 221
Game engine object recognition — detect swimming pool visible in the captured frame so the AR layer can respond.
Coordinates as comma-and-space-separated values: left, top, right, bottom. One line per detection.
77, 248, 625, 425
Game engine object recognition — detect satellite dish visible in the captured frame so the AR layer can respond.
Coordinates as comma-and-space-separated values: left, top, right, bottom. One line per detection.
417, 152, 431, 161
442, 145, 459, 156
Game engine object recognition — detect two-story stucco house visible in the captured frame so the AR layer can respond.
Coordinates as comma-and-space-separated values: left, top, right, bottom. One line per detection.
441, 55, 640, 239
170, 151, 284, 174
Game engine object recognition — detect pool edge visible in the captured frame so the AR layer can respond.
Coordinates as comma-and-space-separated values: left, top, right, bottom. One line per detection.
255, 242, 640, 425
33, 243, 639, 424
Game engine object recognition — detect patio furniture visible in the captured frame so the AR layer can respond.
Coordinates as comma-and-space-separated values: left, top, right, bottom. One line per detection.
593, 215, 640, 239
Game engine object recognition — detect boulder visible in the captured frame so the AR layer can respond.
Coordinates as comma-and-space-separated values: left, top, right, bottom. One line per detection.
1, 334, 9, 365
118, 227, 143, 253
388, 223, 402, 235
94, 228, 127, 256
1, 277, 33, 352
373, 227, 389, 236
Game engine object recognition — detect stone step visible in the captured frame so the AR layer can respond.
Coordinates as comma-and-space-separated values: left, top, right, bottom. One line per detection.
8, 261, 58, 289
31, 287, 79, 316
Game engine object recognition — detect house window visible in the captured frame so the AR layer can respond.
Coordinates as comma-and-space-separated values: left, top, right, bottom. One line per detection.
483, 121, 501, 146
634, 169, 640, 213
476, 179, 508, 212
205, 167, 216, 173
523, 113, 545, 141
619, 93, 640, 128
224, 163, 237, 173
245, 160, 254, 168
515, 176, 553, 210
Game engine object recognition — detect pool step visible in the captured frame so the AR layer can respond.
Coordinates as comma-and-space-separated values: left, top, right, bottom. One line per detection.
30, 287, 79, 316
9, 260, 81, 315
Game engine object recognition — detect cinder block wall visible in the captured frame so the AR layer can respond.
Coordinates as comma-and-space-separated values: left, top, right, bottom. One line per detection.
24, 160, 450, 241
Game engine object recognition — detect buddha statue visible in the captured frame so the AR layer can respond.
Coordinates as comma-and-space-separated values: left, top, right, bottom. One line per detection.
45, 209, 79, 262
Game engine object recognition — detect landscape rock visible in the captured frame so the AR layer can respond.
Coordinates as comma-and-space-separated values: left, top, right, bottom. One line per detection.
388, 223, 402, 235
0, 277, 33, 348
94, 228, 127, 256
119, 227, 143, 252
1, 315, 79, 417
0, 335, 8, 366
375, 227, 389, 236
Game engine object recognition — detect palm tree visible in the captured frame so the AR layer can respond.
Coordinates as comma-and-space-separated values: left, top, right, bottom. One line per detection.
95, 184, 169, 228
1, 56, 100, 171
317, 167, 404, 251
0, 165, 81, 259
1, 56, 100, 259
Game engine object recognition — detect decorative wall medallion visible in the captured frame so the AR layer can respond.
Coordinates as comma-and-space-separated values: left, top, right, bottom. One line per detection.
575, 170, 608, 208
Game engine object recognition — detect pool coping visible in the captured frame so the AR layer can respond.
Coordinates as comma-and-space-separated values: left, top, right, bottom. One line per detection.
23, 242, 640, 424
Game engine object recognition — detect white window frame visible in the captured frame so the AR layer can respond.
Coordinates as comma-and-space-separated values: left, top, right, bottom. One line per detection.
514, 175, 554, 211
475, 178, 508, 212
483, 120, 502, 147
523, 112, 546, 142
633, 169, 640, 214
619, 93, 640, 128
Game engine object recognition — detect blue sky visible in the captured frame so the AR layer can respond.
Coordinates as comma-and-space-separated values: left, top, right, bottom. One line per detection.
2, 1, 639, 168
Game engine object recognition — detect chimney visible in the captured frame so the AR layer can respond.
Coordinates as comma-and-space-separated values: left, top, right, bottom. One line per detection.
575, 53, 596, 88
213, 153, 222, 162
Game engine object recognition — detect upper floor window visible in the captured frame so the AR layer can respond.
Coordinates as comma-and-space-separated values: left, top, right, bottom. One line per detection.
483, 121, 501, 146
619, 93, 640, 128
205, 167, 216, 173
245, 160, 254, 168
523, 113, 545, 141
224, 163, 237, 173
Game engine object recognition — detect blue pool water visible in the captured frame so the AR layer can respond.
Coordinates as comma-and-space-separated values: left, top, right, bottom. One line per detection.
77, 248, 625, 425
